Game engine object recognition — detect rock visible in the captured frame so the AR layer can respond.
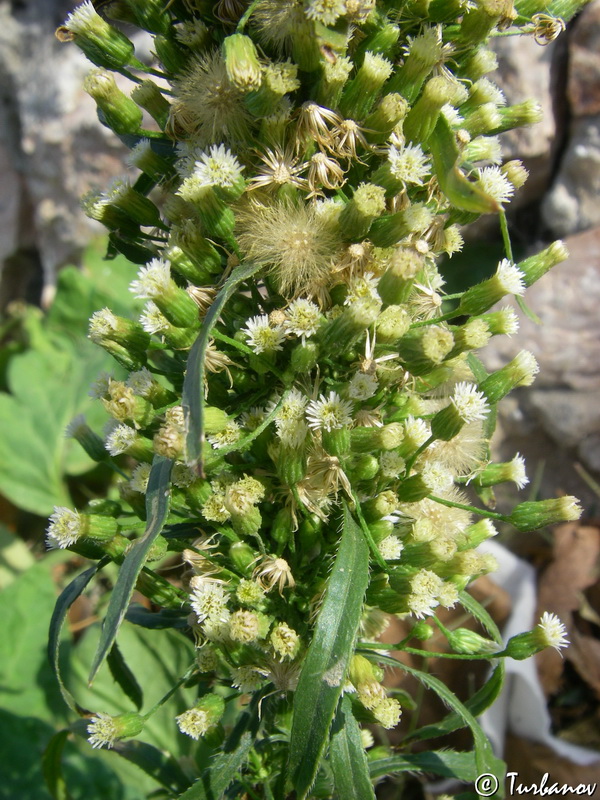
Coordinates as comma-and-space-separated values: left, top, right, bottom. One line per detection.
481, 226, 600, 393
491, 34, 559, 205
528, 390, 600, 448
568, 0, 600, 116
541, 114, 600, 235
0, 1, 152, 308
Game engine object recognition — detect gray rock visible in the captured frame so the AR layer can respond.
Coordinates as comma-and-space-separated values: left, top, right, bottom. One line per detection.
480, 226, 600, 393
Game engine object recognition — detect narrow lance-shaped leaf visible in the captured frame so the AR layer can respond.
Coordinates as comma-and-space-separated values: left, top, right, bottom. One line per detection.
369, 750, 478, 783
42, 730, 72, 800
48, 558, 109, 715
367, 653, 506, 800
107, 641, 144, 711
89, 455, 173, 683
182, 261, 261, 473
330, 696, 376, 800
288, 502, 370, 799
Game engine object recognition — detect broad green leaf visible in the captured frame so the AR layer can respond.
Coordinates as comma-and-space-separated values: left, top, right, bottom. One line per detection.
42, 731, 72, 800
107, 643, 143, 711
46, 243, 141, 336
89, 455, 173, 683
0, 552, 71, 721
182, 261, 261, 472
368, 654, 506, 799
288, 503, 370, 799
0, 343, 112, 515
0, 525, 35, 589
48, 558, 109, 715
330, 696, 375, 800
369, 750, 478, 783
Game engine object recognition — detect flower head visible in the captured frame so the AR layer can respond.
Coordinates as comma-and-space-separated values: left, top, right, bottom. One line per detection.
241, 315, 286, 354
253, 555, 295, 594
87, 713, 119, 749
284, 298, 321, 341
388, 143, 431, 186
306, 392, 353, 432
451, 382, 490, 424
348, 372, 378, 401
193, 144, 243, 188
537, 612, 569, 652
130, 259, 171, 300
47, 507, 83, 549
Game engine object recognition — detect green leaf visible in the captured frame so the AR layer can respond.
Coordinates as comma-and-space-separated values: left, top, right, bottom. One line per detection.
369, 750, 478, 783
89, 456, 173, 683
330, 696, 375, 800
367, 655, 506, 800
48, 558, 109, 715
107, 643, 143, 711
178, 696, 264, 800
408, 664, 505, 745
288, 503, 370, 799
459, 590, 503, 645
112, 739, 191, 795
182, 262, 261, 472
0, 343, 113, 514
0, 525, 35, 589
42, 731, 72, 800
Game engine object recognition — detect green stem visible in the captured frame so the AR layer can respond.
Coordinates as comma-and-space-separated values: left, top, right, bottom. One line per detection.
428, 494, 511, 523
351, 492, 390, 573
358, 643, 497, 660
237, 0, 262, 31
142, 662, 197, 720
499, 209, 514, 262
403, 434, 436, 475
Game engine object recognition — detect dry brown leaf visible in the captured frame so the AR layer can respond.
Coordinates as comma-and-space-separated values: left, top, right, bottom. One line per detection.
505, 734, 600, 790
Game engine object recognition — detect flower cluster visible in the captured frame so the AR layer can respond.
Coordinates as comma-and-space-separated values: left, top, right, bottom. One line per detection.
54, 0, 583, 793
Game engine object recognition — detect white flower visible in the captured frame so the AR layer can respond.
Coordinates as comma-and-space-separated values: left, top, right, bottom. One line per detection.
451, 382, 490, 424
176, 708, 212, 740
207, 421, 241, 449
130, 463, 152, 494
241, 315, 286, 354
88, 308, 118, 341
88, 372, 112, 399
139, 302, 170, 334
495, 259, 526, 295
508, 453, 529, 489
345, 272, 380, 305
129, 259, 171, 300
239, 406, 267, 431
277, 418, 309, 448
125, 368, 154, 397
378, 535, 404, 560
421, 462, 454, 493
379, 451, 406, 479
284, 298, 321, 341
305, 0, 346, 25
231, 666, 265, 693
190, 581, 229, 623
348, 372, 378, 401
388, 143, 431, 185
46, 507, 82, 549
105, 424, 136, 456
193, 144, 244, 188
63, 1, 100, 34
65, 414, 87, 439
306, 392, 353, 432
476, 166, 515, 206
87, 713, 118, 749
538, 612, 569, 652
273, 389, 308, 421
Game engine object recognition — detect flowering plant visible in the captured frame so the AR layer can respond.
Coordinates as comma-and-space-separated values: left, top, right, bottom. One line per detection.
48, 0, 584, 797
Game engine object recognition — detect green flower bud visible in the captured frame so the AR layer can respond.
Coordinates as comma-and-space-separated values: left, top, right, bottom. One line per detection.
385, 27, 442, 103
457, 0, 517, 46
47, 507, 120, 550
457, 259, 526, 316
461, 102, 503, 137
315, 56, 353, 107
65, 415, 107, 462
348, 454, 380, 482
362, 491, 398, 522
290, 341, 320, 373
58, 3, 135, 70
517, 240, 569, 288
363, 93, 409, 144
245, 61, 300, 116
339, 52, 394, 120
130, 259, 199, 329
339, 183, 387, 241
153, 33, 188, 75
369, 204, 434, 248
508, 496, 582, 532
83, 70, 142, 135
458, 519, 498, 550
319, 298, 381, 350
127, 139, 173, 184
377, 249, 423, 304
501, 159, 529, 190
479, 350, 539, 403
404, 76, 468, 144
411, 621, 434, 641
476, 454, 528, 489
126, 0, 170, 35
478, 307, 519, 336
446, 318, 492, 358
444, 626, 499, 654
502, 612, 569, 660
458, 47, 498, 81
131, 80, 171, 129
223, 34, 262, 92
398, 325, 455, 376
89, 308, 150, 356
491, 100, 543, 134
87, 711, 145, 749
176, 694, 225, 739
376, 304, 412, 342
229, 542, 257, 575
